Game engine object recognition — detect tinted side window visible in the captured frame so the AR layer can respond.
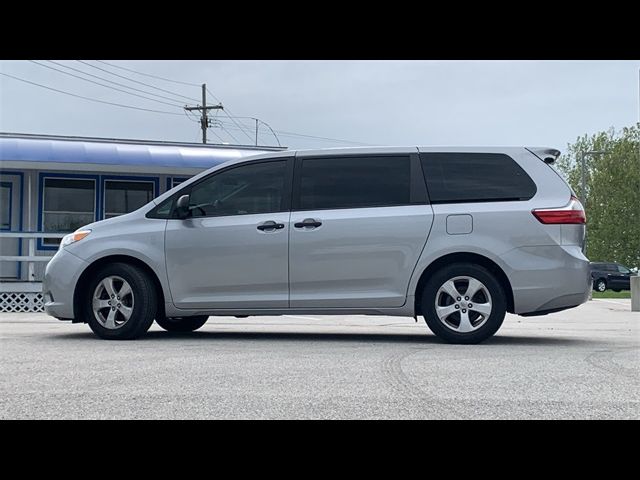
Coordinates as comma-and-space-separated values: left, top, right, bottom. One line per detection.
420, 153, 537, 203
296, 156, 413, 210
188, 160, 287, 217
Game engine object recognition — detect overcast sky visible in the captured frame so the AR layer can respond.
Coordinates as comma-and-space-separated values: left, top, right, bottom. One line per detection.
1, 60, 638, 151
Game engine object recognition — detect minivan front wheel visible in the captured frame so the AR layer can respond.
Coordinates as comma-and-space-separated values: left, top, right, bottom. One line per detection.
421, 263, 506, 344
155, 314, 209, 332
85, 263, 157, 340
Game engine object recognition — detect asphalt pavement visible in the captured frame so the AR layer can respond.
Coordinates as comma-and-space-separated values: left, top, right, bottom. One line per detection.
1, 299, 638, 419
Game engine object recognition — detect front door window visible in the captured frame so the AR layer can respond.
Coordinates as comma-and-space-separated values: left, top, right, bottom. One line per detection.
188, 161, 287, 217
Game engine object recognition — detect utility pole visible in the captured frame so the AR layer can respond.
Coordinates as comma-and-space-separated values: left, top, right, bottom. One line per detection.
184, 84, 223, 144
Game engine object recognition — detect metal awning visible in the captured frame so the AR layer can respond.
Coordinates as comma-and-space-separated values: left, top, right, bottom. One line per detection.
0, 133, 285, 175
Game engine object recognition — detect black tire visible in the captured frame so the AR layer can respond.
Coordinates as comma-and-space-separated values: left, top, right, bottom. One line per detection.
85, 262, 157, 340
421, 263, 507, 344
594, 279, 607, 292
155, 314, 209, 332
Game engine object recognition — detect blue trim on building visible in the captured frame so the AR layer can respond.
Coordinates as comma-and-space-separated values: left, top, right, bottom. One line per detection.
38, 172, 100, 251
0, 170, 24, 278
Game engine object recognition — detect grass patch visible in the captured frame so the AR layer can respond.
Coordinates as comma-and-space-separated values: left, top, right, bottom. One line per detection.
592, 290, 631, 299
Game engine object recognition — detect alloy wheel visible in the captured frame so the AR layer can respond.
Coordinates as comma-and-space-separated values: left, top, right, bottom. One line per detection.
434, 276, 493, 333
92, 275, 134, 329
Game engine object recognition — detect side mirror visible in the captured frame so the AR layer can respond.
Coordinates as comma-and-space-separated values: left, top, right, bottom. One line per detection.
175, 194, 191, 219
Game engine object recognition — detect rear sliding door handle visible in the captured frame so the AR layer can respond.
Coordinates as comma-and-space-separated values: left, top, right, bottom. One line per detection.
294, 218, 322, 229
257, 221, 285, 231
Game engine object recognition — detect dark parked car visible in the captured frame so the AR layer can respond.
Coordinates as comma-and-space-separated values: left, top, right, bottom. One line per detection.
590, 262, 635, 292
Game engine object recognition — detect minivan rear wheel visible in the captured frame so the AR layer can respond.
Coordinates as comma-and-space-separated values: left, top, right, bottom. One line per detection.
85, 262, 157, 340
155, 314, 209, 332
421, 263, 506, 344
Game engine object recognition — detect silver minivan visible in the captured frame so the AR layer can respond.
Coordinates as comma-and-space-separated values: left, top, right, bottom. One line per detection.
43, 147, 591, 343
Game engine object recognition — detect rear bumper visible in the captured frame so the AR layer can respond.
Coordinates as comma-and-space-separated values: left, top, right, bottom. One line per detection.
42, 248, 88, 320
502, 245, 591, 315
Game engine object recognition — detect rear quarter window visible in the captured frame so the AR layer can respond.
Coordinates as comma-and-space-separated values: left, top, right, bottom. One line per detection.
420, 152, 537, 203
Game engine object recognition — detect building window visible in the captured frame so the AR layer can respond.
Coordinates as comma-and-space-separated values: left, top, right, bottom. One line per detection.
104, 180, 154, 219
0, 182, 11, 230
167, 177, 189, 192
172, 177, 188, 188
43, 178, 96, 245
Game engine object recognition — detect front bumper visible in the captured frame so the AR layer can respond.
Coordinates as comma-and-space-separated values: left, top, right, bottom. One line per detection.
43, 248, 88, 320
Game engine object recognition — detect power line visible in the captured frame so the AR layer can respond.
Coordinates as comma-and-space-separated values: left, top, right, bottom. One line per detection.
204, 86, 224, 104
186, 109, 237, 144
205, 87, 255, 142
216, 115, 282, 147
78, 60, 200, 103
85, 62, 263, 144
216, 127, 239, 144
183, 110, 200, 123
220, 110, 255, 143
210, 123, 241, 144
206, 86, 366, 145
209, 122, 272, 143
220, 126, 241, 144
214, 120, 370, 146
206, 90, 368, 145
274, 129, 371, 145
29, 60, 186, 109
95, 60, 201, 87
0, 71, 184, 116
7, 61, 371, 147
42, 60, 191, 106
206, 126, 225, 144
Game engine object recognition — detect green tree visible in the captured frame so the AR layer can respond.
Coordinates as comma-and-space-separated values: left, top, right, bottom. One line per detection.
555, 123, 640, 268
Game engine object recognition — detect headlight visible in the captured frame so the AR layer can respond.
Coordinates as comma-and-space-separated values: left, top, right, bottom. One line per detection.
59, 229, 92, 249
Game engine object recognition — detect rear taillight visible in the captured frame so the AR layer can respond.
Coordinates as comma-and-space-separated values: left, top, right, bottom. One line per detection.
532, 195, 586, 224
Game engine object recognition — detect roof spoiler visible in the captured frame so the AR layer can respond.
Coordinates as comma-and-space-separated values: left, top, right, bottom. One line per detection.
526, 147, 561, 165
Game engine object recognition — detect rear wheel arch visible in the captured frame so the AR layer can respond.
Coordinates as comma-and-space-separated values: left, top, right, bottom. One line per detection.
73, 255, 166, 323
414, 252, 515, 315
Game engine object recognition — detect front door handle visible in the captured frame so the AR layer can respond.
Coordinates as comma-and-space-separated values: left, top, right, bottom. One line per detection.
294, 218, 322, 229
257, 221, 285, 231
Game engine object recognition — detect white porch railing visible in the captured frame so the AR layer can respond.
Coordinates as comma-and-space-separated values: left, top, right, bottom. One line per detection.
0, 232, 66, 280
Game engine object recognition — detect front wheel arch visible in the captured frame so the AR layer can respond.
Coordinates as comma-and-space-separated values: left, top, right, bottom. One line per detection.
73, 255, 166, 323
